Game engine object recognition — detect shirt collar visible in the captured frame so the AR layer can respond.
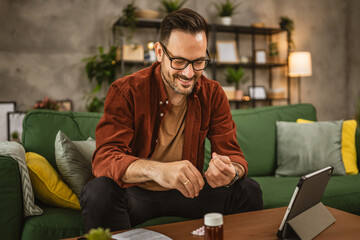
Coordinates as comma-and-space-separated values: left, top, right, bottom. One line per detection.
153, 62, 169, 105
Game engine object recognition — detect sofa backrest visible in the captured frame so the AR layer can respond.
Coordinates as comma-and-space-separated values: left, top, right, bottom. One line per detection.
22, 110, 102, 171
233, 103, 318, 176
205, 104, 317, 177
24, 105, 359, 177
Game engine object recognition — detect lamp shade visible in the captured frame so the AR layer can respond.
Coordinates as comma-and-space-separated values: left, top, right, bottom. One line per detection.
288, 51, 312, 77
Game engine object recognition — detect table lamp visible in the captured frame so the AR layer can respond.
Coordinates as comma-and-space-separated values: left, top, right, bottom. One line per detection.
288, 51, 312, 103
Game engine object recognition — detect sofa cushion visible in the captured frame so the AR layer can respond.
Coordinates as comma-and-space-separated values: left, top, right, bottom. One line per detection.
229, 104, 317, 176
252, 176, 299, 209
0, 141, 43, 217
21, 206, 83, 240
253, 174, 360, 215
55, 130, 95, 198
275, 121, 346, 176
321, 174, 360, 215
22, 110, 102, 171
297, 119, 358, 175
26, 152, 80, 210
334, 120, 358, 174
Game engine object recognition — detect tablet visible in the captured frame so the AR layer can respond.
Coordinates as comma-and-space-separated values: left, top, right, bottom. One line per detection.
277, 165, 334, 238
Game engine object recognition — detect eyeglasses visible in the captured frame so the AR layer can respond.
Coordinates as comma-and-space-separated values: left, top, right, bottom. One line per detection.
159, 42, 212, 71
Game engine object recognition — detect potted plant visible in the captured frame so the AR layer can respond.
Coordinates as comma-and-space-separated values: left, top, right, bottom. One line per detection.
113, 1, 138, 43
226, 66, 249, 100
160, 0, 188, 13
279, 16, 295, 52
269, 42, 279, 62
85, 227, 111, 240
11, 131, 20, 143
214, 0, 240, 25
33, 97, 59, 110
82, 46, 118, 112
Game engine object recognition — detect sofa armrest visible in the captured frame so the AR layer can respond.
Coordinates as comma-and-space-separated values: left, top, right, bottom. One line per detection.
0, 156, 23, 240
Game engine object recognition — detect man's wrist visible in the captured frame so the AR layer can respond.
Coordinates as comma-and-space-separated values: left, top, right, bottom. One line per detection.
232, 162, 245, 179
224, 167, 239, 187
123, 159, 159, 183
224, 162, 244, 188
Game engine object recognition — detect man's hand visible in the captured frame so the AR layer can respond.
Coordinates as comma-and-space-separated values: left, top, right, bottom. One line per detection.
151, 160, 205, 198
123, 159, 205, 198
205, 152, 239, 188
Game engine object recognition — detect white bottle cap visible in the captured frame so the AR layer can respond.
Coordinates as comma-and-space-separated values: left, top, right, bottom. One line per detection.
204, 213, 223, 227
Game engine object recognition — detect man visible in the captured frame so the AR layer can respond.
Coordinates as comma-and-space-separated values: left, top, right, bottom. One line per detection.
80, 8, 263, 232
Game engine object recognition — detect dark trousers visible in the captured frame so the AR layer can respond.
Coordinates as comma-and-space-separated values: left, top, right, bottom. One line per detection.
80, 177, 263, 232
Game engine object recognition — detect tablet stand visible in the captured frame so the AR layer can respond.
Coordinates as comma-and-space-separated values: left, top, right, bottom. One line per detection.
281, 202, 336, 240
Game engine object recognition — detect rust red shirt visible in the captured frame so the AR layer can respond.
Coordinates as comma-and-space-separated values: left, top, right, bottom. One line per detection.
93, 62, 247, 188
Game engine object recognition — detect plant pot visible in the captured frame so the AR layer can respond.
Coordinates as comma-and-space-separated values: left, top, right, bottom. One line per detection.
220, 17, 232, 25
269, 55, 279, 63
235, 90, 244, 100
134, 9, 160, 19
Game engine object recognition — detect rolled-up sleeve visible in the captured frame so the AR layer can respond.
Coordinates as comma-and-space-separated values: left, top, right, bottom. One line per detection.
92, 84, 139, 188
207, 84, 248, 177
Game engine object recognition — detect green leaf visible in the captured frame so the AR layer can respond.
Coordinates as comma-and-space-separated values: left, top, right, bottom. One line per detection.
86, 97, 105, 113
85, 62, 93, 81
98, 46, 104, 54
236, 67, 244, 78
161, 0, 188, 13
92, 84, 102, 94
83, 45, 118, 111
226, 66, 248, 88
214, 0, 240, 17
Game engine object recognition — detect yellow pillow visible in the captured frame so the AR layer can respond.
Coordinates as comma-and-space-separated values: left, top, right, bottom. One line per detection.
25, 152, 81, 210
297, 119, 358, 175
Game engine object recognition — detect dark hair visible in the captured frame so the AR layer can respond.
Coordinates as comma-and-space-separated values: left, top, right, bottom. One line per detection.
160, 8, 209, 45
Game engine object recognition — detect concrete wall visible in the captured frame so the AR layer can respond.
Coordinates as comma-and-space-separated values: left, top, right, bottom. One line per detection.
0, 0, 358, 120
347, 0, 360, 120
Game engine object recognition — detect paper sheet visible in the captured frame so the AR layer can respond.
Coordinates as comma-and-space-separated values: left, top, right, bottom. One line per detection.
112, 228, 172, 240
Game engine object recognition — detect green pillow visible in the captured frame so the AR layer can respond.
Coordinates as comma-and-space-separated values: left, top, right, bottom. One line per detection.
55, 131, 95, 198
275, 121, 346, 177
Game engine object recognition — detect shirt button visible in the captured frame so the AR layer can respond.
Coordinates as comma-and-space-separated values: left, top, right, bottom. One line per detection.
159, 101, 163, 105
160, 113, 164, 117
165, 100, 169, 104
156, 139, 158, 143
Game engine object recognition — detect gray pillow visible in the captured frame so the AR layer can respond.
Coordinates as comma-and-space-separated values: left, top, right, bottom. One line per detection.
55, 130, 95, 197
275, 121, 346, 177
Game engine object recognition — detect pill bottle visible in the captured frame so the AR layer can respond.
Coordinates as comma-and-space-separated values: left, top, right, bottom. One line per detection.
204, 213, 223, 240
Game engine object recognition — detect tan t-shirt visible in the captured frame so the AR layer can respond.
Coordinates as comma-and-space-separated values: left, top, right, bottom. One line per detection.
151, 97, 187, 162
137, 97, 187, 190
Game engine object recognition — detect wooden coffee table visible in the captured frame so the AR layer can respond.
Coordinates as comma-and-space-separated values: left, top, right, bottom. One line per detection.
64, 207, 360, 240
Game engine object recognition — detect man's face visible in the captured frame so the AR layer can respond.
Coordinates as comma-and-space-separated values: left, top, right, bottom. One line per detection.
156, 30, 208, 96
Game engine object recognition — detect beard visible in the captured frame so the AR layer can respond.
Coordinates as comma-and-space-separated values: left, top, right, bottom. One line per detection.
160, 62, 201, 96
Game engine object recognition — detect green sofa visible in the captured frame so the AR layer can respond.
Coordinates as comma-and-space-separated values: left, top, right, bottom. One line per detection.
1, 103, 359, 240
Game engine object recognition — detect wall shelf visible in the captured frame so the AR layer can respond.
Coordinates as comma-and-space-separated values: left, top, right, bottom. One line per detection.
113, 18, 290, 108
215, 62, 287, 68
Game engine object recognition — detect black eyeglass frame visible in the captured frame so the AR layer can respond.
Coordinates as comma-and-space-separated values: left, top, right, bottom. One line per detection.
159, 42, 212, 71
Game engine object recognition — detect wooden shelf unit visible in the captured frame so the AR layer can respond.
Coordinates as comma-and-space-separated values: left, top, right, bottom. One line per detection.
113, 18, 290, 108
